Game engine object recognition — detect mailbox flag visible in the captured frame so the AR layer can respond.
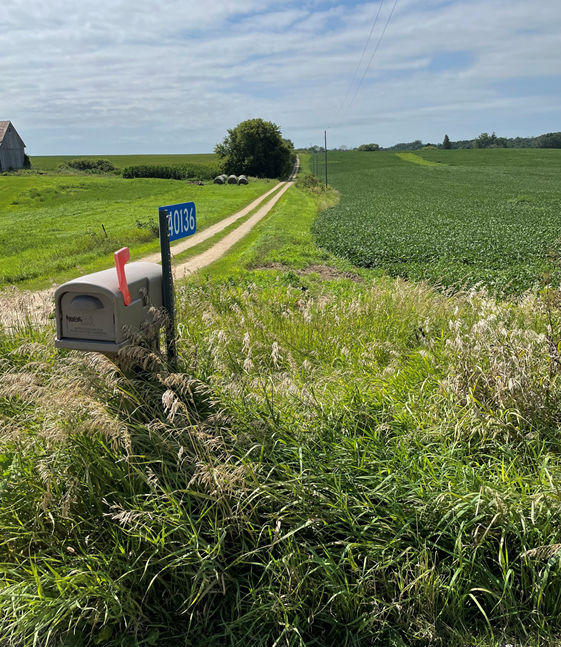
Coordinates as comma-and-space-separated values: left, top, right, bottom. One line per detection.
114, 247, 131, 306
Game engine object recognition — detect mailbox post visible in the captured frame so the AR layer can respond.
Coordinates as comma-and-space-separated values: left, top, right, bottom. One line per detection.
158, 209, 177, 368
157, 201, 196, 369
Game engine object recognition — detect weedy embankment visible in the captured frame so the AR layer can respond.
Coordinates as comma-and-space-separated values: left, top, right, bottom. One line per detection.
0, 275, 561, 646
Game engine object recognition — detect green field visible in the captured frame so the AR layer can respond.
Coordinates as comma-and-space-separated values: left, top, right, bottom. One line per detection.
2, 155, 561, 646
29, 153, 218, 171
0, 173, 276, 288
313, 149, 561, 294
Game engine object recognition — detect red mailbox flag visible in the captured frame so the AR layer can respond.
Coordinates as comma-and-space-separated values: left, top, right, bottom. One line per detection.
114, 247, 131, 306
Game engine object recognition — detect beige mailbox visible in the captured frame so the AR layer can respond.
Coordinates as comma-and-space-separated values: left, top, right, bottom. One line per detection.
55, 257, 163, 353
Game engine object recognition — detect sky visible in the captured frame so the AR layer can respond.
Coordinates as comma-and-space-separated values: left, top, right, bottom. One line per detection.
1, 0, 560, 155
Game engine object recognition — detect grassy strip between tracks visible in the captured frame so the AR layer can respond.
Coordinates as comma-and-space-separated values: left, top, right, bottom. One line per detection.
192, 176, 345, 281
169, 181, 289, 267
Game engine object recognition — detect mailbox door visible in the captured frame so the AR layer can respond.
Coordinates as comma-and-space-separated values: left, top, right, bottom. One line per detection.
60, 292, 115, 341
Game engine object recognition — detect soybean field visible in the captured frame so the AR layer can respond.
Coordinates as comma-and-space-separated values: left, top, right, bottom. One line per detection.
313, 149, 561, 294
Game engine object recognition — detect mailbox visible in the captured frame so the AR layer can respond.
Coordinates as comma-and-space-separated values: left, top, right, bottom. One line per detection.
55, 256, 163, 353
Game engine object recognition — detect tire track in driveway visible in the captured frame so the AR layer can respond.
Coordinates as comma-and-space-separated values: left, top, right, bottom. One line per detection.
141, 180, 287, 264
173, 178, 295, 279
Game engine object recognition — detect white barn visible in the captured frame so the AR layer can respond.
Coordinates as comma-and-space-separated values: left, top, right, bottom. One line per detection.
0, 122, 26, 171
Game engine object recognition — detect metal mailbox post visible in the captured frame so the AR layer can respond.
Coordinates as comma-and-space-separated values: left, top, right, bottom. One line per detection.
54, 261, 163, 353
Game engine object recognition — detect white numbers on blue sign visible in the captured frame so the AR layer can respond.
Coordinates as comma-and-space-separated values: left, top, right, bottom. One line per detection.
159, 202, 196, 242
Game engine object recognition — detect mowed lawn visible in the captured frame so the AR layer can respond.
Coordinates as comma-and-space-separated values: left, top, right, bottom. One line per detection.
30, 153, 219, 171
314, 149, 561, 294
0, 173, 276, 288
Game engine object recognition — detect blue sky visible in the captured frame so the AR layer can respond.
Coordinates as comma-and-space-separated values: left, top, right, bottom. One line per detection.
1, 0, 560, 154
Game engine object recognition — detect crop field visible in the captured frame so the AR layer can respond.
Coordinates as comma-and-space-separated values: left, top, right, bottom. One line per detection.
0, 173, 275, 288
29, 153, 218, 171
313, 149, 561, 294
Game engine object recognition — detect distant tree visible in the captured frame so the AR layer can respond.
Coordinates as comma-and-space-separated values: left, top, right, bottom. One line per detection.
474, 132, 492, 148
215, 119, 295, 178
535, 132, 561, 148
442, 134, 451, 149
357, 143, 380, 151
473, 132, 511, 149
383, 140, 423, 152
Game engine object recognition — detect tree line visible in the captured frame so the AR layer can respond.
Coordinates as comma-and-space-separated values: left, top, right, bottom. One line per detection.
304, 131, 561, 152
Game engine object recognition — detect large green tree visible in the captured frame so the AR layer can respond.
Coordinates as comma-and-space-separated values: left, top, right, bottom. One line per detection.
214, 119, 295, 178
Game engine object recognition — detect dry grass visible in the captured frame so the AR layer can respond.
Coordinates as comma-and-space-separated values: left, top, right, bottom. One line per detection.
0, 276, 560, 646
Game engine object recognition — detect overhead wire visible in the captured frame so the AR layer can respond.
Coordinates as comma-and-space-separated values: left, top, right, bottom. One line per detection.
329, 0, 386, 128
336, 0, 400, 128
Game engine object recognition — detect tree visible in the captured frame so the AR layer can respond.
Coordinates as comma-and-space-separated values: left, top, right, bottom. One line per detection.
474, 132, 492, 148
535, 132, 561, 148
357, 143, 380, 152
442, 134, 451, 149
214, 119, 295, 178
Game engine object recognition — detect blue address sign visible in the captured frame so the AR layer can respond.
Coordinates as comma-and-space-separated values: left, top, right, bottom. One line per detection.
159, 202, 196, 242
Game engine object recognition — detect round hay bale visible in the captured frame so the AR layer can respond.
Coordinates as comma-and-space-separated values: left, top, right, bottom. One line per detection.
227, 175, 238, 184
237, 175, 248, 185
214, 176, 225, 184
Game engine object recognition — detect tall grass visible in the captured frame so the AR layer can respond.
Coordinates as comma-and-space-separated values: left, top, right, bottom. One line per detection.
0, 277, 560, 645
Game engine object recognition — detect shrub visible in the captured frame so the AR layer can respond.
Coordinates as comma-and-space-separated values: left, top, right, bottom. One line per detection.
135, 217, 159, 238
122, 163, 221, 181
296, 174, 323, 190
58, 158, 117, 172
357, 143, 379, 151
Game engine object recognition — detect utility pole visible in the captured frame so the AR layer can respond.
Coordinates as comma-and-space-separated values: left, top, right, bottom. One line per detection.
324, 130, 328, 188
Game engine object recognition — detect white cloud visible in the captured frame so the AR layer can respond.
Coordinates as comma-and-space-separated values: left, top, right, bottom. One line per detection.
0, 0, 559, 153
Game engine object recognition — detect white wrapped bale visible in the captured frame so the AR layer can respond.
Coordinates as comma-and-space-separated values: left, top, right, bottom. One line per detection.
214, 175, 225, 184
227, 175, 238, 184
237, 175, 248, 185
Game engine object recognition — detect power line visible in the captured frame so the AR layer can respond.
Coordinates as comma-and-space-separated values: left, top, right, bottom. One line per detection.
329, 0, 386, 128
336, 0, 400, 128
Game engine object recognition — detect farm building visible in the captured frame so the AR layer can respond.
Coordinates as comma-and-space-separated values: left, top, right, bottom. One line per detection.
0, 121, 26, 170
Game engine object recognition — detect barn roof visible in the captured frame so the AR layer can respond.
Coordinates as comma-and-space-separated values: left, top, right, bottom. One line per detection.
0, 121, 26, 148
